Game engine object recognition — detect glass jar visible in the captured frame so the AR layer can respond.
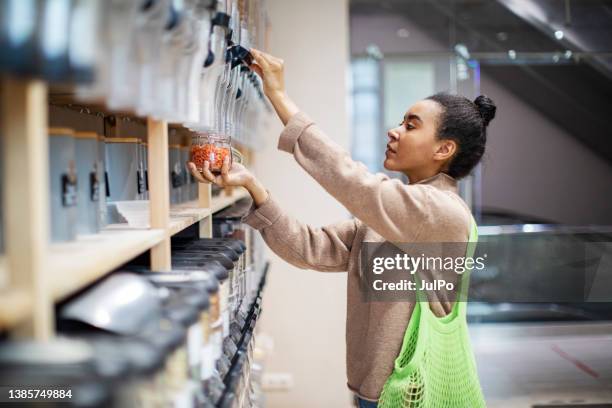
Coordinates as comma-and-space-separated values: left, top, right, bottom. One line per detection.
191, 133, 232, 175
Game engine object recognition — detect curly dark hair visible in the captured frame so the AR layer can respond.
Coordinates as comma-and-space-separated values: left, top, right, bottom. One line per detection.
426, 92, 496, 179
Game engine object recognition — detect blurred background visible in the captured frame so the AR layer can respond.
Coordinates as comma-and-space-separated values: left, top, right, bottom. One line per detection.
255, 0, 612, 407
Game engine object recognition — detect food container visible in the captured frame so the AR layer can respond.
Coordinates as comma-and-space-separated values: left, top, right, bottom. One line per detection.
0, 134, 3, 254
57, 272, 190, 406
167, 256, 231, 384
74, 131, 100, 235
190, 133, 232, 175
58, 333, 168, 408
173, 244, 241, 323
212, 197, 252, 241
125, 267, 225, 406
169, 144, 184, 205
97, 135, 107, 228
68, 0, 100, 83
0, 338, 114, 407
174, 238, 248, 318
105, 137, 140, 202
49, 127, 78, 242
142, 275, 211, 386
180, 145, 192, 203
160, 294, 200, 406
141, 141, 149, 200
39, 0, 72, 81
0, 1, 39, 76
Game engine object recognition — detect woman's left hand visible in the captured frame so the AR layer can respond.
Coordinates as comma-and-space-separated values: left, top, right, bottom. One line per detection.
187, 156, 254, 188
187, 157, 270, 206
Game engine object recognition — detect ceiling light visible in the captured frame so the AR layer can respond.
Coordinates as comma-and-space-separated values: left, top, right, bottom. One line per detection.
454, 43, 470, 60
554, 30, 564, 40
564, 50, 573, 59
396, 28, 410, 38
508, 50, 517, 60
366, 44, 383, 60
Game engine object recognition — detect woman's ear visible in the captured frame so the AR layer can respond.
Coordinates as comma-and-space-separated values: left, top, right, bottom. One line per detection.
433, 139, 457, 162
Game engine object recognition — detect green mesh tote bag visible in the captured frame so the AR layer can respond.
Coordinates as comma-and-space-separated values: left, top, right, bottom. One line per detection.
378, 219, 486, 408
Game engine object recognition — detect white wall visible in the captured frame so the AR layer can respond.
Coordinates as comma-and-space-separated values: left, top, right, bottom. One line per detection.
254, 0, 353, 407
350, 12, 612, 225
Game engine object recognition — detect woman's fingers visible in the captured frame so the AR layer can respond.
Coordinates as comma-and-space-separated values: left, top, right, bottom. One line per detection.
187, 162, 209, 184
220, 155, 231, 184
201, 161, 217, 183
250, 63, 263, 78
250, 48, 270, 70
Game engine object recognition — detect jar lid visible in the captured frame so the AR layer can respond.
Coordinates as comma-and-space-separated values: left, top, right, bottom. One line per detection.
172, 237, 246, 254
74, 131, 99, 139
184, 246, 240, 262
133, 269, 219, 294
49, 127, 75, 136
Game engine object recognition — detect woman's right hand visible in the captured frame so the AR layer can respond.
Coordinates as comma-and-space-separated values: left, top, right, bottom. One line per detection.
249, 48, 286, 100
249, 48, 300, 126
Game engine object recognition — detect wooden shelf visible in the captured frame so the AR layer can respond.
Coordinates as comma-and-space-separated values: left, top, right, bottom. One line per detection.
169, 202, 212, 236
47, 189, 250, 302
49, 228, 165, 301
0, 287, 33, 329
211, 188, 250, 213
0, 255, 7, 289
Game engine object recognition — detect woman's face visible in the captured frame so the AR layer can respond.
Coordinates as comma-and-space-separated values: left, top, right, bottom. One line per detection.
383, 99, 455, 178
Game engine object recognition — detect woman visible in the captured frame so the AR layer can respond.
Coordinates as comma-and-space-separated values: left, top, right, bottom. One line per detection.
189, 49, 496, 407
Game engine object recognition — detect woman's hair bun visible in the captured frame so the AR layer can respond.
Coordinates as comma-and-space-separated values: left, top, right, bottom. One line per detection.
474, 95, 496, 127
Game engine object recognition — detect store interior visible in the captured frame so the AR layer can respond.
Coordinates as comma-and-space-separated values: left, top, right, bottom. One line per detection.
0, 0, 611, 407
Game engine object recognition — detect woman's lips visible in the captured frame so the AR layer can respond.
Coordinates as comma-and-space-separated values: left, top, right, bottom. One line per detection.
386, 144, 397, 155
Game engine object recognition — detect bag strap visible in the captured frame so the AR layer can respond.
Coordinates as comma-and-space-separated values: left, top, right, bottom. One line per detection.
457, 217, 479, 316
414, 217, 479, 317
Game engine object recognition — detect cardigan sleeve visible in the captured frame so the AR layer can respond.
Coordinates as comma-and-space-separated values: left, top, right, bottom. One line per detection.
276, 111, 443, 243
242, 194, 358, 272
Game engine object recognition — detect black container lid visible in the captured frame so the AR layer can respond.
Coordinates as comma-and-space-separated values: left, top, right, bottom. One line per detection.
135, 269, 220, 295
139, 319, 186, 354
173, 252, 234, 273
173, 237, 246, 254
169, 286, 210, 311
171, 258, 229, 282
163, 295, 200, 327
174, 246, 239, 263
175, 240, 245, 256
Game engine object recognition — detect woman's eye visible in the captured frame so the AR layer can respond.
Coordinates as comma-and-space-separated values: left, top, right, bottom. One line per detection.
405, 123, 415, 130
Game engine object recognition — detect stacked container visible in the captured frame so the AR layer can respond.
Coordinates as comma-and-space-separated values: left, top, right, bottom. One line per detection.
105, 137, 141, 202
74, 131, 100, 235
169, 144, 184, 205
96, 134, 107, 228
49, 127, 78, 242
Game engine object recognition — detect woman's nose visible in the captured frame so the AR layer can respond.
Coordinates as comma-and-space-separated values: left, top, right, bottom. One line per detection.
387, 129, 399, 141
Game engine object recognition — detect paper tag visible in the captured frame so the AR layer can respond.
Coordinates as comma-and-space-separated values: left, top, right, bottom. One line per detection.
187, 323, 202, 366
200, 343, 214, 380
